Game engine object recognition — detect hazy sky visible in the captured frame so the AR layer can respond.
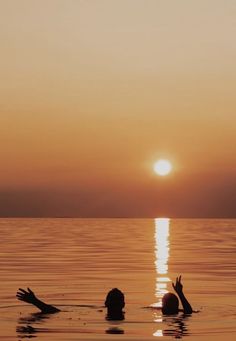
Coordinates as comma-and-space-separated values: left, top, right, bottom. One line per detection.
0, 0, 235, 217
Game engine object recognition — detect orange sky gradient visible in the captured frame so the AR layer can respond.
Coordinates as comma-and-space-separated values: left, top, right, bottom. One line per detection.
0, 0, 235, 217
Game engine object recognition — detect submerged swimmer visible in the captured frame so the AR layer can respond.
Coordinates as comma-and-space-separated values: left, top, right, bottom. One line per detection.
161, 276, 192, 315
16, 287, 125, 320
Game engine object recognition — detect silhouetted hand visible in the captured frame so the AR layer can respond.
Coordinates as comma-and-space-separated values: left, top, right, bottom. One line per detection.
172, 275, 183, 295
16, 288, 37, 304
172, 275, 193, 314
16, 287, 60, 314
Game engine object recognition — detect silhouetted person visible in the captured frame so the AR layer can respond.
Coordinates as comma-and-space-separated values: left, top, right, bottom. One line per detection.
162, 276, 192, 315
104, 288, 125, 320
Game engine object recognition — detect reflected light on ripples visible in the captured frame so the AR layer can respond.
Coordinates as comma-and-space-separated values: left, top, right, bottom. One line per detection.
154, 218, 170, 307
153, 329, 163, 337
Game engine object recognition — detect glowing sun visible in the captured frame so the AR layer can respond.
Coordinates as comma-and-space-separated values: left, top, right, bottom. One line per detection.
153, 159, 172, 176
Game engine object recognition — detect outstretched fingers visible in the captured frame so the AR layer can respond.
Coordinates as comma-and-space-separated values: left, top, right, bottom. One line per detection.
27, 287, 34, 294
16, 295, 24, 301
16, 292, 26, 301
16, 287, 34, 302
18, 288, 28, 294
172, 275, 183, 295
176, 275, 182, 286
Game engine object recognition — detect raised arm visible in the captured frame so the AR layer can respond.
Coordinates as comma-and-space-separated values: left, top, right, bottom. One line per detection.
172, 276, 193, 314
16, 288, 60, 314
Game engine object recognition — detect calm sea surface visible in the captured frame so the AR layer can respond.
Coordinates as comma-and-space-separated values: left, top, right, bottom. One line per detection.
0, 218, 235, 340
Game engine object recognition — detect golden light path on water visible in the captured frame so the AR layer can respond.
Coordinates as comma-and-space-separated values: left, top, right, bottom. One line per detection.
153, 218, 171, 337
154, 218, 170, 307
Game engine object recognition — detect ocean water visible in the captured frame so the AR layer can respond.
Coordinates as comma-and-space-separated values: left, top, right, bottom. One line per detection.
0, 218, 235, 340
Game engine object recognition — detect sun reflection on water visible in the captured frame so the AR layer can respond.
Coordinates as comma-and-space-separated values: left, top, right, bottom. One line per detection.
153, 329, 163, 337
154, 218, 170, 307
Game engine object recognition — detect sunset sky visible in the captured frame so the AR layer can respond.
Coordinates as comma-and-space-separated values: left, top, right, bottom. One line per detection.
1, 0, 235, 217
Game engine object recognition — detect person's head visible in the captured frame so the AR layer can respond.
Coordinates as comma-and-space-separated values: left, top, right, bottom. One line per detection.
105, 288, 125, 320
162, 293, 179, 315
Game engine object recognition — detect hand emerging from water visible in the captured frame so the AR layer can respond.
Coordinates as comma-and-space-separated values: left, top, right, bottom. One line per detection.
16, 287, 60, 314
172, 275, 183, 295
172, 275, 193, 314
16, 288, 37, 304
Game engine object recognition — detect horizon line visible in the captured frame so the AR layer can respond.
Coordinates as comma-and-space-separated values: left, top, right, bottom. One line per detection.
0, 216, 235, 219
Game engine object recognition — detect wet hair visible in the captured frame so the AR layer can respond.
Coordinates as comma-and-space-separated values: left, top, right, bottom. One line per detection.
105, 288, 125, 311
162, 293, 179, 315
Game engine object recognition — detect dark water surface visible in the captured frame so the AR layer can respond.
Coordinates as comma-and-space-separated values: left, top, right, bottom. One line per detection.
0, 218, 235, 340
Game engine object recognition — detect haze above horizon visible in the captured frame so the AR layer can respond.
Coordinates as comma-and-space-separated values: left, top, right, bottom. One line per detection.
1, 0, 235, 217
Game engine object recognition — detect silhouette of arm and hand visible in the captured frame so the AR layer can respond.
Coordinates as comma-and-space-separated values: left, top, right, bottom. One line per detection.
172, 276, 193, 314
16, 288, 60, 314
